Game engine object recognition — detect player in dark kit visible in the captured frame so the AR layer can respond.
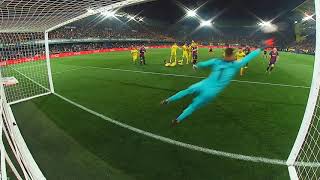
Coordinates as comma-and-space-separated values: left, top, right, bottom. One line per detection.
244, 46, 251, 68
139, 46, 146, 65
266, 48, 279, 74
208, 43, 213, 54
192, 46, 198, 64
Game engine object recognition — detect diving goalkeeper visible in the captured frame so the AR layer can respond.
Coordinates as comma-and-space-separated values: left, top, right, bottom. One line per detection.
161, 39, 274, 125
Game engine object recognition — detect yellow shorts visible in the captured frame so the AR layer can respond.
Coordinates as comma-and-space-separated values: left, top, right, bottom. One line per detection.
132, 56, 138, 62
183, 52, 188, 58
171, 52, 177, 56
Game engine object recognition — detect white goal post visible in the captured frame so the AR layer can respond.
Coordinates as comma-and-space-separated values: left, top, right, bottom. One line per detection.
0, 0, 151, 179
287, 0, 320, 179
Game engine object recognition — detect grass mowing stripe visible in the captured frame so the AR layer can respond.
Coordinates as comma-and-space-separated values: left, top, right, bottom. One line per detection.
53, 92, 287, 166
12, 59, 320, 168
55, 65, 311, 89
52, 67, 87, 75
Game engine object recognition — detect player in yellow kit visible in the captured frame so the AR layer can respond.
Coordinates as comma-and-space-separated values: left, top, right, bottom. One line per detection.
130, 47, 139, 64
188, 44, 193, 64
181, 43, 189, 65
169, 43, 179, 66
235, 48, 246, 76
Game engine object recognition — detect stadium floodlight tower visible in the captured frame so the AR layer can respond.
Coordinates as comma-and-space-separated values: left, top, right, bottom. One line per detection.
0, 0, 150, 179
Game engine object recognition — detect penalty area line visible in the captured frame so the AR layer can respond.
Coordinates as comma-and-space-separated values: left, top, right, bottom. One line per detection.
55, 65, 310, 89
54, 92, 287, 166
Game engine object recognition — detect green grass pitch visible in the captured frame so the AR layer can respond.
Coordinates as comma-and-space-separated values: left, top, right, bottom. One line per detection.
11, 48, 314, 180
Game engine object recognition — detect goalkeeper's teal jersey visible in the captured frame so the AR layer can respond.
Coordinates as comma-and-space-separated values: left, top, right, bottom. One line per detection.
196, 49, 261, 87
167, 49, 262, 121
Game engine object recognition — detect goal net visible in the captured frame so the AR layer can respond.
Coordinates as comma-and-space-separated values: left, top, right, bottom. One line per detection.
0, 32, 51, 103
295, 95, 320, 179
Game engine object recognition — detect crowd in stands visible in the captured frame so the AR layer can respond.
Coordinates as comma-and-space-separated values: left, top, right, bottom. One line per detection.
49, 42, 171, 54
49, 27, 175, 42
46, 15, 315, 55
1, 24, 315, 57
287, 37, 316, 54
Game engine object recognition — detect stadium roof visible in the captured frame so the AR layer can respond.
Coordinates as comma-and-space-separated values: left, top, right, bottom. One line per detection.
0, 0, 151, 33
292, 0, 315, 14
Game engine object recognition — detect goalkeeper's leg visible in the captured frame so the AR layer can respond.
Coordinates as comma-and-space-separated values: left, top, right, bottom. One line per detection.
166, 88, 194, 103
162, 83, 201, 104
176, 94, 212, 122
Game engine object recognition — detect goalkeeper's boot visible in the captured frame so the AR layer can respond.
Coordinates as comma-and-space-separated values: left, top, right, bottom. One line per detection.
160, 99, 169, 105
171, 119, 180, 127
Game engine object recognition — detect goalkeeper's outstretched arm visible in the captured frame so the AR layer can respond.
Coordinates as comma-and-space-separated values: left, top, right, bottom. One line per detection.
232, 49, 261, 68
194, 58, 218, 69
232, 38, 275, 68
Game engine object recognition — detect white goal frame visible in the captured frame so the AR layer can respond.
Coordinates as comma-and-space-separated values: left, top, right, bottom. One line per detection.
287, 0, 319, 179
0, 1, 151, 179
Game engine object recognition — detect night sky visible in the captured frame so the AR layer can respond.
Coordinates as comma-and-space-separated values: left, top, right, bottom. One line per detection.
123, 0, 306, 25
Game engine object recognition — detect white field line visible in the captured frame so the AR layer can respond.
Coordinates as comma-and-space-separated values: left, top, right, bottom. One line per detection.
53, 65, 311, 89
9, 67, 50, 91
11, 65, 320, 167
53, 92, 287, 166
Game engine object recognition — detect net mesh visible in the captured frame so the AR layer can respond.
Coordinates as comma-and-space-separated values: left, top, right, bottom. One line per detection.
0, 32, 50, 103
294, 91, 320, 180
291, 0, 319, 179
0, 0, 148, 32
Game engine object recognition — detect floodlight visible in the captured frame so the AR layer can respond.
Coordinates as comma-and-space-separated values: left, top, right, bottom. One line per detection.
128, 15, 135, 20
102, 10, 116, 18
258, 21, 272, 27
187, 10, 197, 17
200, 20, 212, 27
302, 14, 314, 21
